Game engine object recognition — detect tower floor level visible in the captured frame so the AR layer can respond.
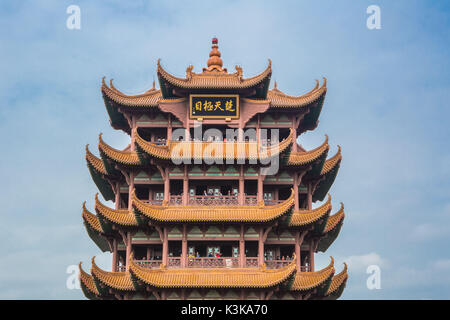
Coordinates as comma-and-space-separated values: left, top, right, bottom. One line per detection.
79, 38, 348, 300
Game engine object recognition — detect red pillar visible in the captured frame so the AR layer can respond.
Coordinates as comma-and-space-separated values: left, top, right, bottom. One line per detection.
128, 172, 134, 210
164, 169, 170, 202
257, 174, 263, 203
309, 239, 315, 271
167, 114, 172, 142
291, 119, 298, 152
181, 225, 187, 267
307, 183, 312, 210
258, 228, 264, 266
183, 165, 189, 205
112, 238, 118, 272
295, 231, 301, 271
115, 182, 120, 210
239, 165, 244, 205
293, 174, 299, 211
125, 232, 131, 271
162, 227, 168, 266
239, 225, 245, 267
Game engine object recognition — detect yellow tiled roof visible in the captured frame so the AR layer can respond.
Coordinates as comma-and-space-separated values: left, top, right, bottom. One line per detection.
324, 203, 345, 233
134, 128, 294, 161
132, 189, 294, 223
157, 59, 272, 90
129, 253, 296, 289
287, 135, 329, 166
291, 257, 335, 291
98, 133, 141, 165
95, 194, 138, 227
327, 263, 348, 295
321, 146, 342, 175
101, 77, 162, 107
268, 78, 327, 108
82, 202, 104, 233
289, 195, 332, 227
91, 257, 134, 291
79, 262, 99, 296
85, 144, 108, 175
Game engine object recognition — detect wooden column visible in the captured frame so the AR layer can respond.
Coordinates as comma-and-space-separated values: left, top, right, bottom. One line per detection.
183, 165, 189, 205
257, 174, 263, 203
307, 182, 312, 210
167, 114, 172, 142
239, 225, 245, 267
295, 231, 301, 271
128, 172, 134, 210
125, 232, 132, 271
258, 228, 264, 266
291, 117, 298, 153
115, 182, 120, 210
181, 225, 187, 267
162, 227, 169, 266
256, 114, 261, 145
130, 115, 136, 151
309, 238, 315, 271
164, 168, 170, 202
295, 231, 307, 271
239, 165, 244, 205
146, 247, 151, 260
293, 174, 299, 211
112, 238, 118, 272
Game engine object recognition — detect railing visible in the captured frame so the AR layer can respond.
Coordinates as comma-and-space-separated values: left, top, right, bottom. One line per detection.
136, 260, 163, 268
187, 257, 240, 268
187, 195, 239, 206
245, 257, 258, 268
264, 259, 293, 269
122, 259, 311, 271
168, 257, 181, 267
119, 260, 311, 271
300, 265, 311, 272
142, 196, 283, 206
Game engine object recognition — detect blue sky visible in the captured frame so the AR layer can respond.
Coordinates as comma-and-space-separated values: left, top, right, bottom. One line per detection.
0, 0, 449, 299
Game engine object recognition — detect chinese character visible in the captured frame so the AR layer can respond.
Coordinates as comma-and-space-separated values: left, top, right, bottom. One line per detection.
225, 100, 235, 112
195, 101, 202, 111
203, 101, 213, 111
214, 101, 224, 111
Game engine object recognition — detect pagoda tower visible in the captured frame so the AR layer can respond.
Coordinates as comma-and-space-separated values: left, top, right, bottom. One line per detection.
79, 38, 348, 300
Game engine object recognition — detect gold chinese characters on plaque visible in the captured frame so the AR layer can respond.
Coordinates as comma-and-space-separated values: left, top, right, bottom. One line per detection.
189, 94, 239, 119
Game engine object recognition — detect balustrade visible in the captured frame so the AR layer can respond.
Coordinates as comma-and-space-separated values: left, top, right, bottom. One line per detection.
142, 195, 283, 206
120, 258, 310, 271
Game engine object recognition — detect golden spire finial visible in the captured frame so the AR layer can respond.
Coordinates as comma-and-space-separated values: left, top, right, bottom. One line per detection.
274, 80, 277, 89
207, 37, 222, 67
204, 38, 226, 72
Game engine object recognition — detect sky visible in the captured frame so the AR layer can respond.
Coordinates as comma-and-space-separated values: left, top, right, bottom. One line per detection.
0, 0, 449, 299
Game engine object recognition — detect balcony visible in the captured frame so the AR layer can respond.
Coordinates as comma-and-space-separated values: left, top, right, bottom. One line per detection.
117, 257, 309, 271
143, 195, 284, 206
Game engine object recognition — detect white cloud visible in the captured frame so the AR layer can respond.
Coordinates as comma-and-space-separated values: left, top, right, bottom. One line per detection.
342, 253, 387, 273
